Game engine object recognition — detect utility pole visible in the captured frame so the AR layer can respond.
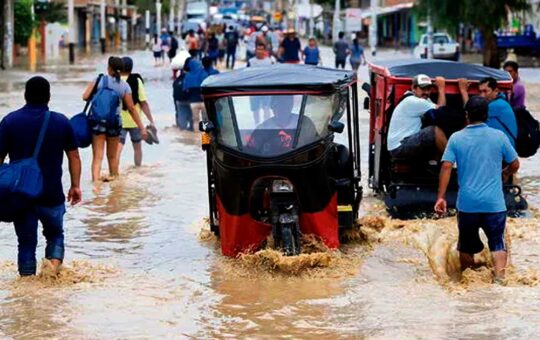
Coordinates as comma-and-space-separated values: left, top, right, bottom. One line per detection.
100, 0, 106, 53
68, 0, 75, 63
332, 0, 340, 42
156, 0, 162, 35
177, 0, 183, 35
3, 0, 14, 68
28, 1, 37, 70
309, 0, 314, 38
145, 10, 150, 49
427, 10, 433, 59
369, 0, 377, 56
169, 0, 176, 33
121, 0, 127, 50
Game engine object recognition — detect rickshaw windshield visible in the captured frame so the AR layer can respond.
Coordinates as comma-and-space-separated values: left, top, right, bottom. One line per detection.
213, 94, 340, 157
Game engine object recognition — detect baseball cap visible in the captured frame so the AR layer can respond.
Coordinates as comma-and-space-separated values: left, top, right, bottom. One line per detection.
412, 74, 433, 88
261, 25, 269, 32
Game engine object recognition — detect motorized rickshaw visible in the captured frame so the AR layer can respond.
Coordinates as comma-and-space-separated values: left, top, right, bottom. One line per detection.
200, 64, 362, 257
366, 59, 527, 218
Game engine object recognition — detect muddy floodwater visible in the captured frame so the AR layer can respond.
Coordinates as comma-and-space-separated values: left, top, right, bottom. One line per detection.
1, 49, 540, 338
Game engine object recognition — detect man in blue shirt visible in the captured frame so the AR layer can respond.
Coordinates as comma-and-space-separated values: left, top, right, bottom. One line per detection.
435, 96, 519, 284
478, 77, 518, 148
0, 76, 82, 276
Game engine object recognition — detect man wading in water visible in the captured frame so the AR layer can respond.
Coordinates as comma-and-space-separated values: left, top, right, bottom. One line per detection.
0, 77, 82, 276
434, 96, 519, 284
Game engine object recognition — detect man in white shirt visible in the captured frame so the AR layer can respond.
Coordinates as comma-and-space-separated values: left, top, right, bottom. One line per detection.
387, 74, 448, 160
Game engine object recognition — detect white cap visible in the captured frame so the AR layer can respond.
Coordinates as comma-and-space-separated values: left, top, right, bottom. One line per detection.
413, 74, 433, 88
261, 25, 269, 32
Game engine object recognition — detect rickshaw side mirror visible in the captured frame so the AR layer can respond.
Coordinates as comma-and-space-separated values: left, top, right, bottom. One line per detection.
363, 97, 370, 110
199, 120, 215, 133
328, 121, 345, 134
361, 82, 371, 96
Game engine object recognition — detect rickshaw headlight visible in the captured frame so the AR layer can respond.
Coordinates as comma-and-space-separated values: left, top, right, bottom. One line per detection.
272, 179, 294, 193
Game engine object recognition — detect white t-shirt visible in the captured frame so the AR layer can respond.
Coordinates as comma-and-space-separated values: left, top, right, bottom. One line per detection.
387, 93, 436, 151
248, 56, 276, 67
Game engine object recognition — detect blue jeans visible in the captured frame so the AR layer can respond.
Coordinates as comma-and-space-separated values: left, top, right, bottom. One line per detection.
175, 100, 193, 131
13, 204, 66, 276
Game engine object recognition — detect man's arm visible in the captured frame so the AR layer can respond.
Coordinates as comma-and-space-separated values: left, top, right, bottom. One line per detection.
435, 161, 453, 214
435, 76, 446, 108
123, 93, 148, 140
458, 78, 469, 106
66, 149, 82, 205
503, 158, 520, 183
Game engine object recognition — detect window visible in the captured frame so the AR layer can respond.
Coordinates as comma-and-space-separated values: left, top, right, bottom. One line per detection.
212, 94, 340, 157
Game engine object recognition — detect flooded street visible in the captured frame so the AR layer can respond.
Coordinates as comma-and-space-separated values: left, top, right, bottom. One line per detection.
1, 47, 540, 338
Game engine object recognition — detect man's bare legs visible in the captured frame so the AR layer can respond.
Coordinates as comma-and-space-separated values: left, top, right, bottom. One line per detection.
492, 250, 508, 279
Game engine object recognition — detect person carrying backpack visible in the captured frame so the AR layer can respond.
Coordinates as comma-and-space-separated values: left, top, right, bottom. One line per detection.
116, 57, 156, 168
82, 56, 147, 182
0, 76, 82, 276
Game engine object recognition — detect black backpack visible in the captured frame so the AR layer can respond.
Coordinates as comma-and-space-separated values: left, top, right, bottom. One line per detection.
493, 97, 540, 158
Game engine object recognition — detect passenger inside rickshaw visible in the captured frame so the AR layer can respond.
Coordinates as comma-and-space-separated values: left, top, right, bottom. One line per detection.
387, 75, 468, 163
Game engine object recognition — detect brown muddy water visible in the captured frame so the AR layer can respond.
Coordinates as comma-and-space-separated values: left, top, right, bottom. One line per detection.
1, 49, 540, 338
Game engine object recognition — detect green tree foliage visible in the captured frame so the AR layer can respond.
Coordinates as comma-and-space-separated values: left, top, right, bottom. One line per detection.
415, 0, 530, 67
14, 0, 35, 45
35, 1, 67, 24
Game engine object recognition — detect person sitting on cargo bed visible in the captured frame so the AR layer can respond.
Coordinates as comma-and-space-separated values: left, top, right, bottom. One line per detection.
387, 74, 448, 160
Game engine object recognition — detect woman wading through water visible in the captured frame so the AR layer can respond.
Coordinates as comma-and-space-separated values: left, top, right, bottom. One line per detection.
82, 57, 147, 183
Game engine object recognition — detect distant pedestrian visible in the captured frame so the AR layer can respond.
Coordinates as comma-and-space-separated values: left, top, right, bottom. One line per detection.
303, 38, 321, 66
248, 42, 276, 67
117, 57, 156, 168
503, 61, 526, 110
279, 28, 301, 64
82, 57, 147, 182
152, 34, 163, 66
183, 58, 209, 131
225, 26, 239, 69
160, 28, 170, 62
248, 43, 275, 124
185, 30, 200, 57
435, 96, 519, 284
350, 32, 366, 71
173, 59, 192, 130
198, 30, 207, 59
333, 31, 350, 69
167, 31, 179, 63
0, 76, 82, 276
207, 33, 220, 65
216, 28, 226, 67
202, 56, 219, 76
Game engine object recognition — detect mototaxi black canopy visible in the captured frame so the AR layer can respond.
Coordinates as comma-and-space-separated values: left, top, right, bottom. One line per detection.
201, 64, 357, 97
371, 59, 512, 82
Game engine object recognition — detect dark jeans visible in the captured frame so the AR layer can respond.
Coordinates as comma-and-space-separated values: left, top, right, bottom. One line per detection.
13, 204, 66, 276
226, 48, 237, 69
175, 100, 193, 131
335, 59, 346, 69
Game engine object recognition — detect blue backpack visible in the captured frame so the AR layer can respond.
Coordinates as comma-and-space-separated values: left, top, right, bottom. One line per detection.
0, 111, 50, 222
70, 74, 103, 148
88, 75, 121, 128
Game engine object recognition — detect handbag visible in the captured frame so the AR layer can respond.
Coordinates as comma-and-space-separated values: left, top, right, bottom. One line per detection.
0, 111, 50, 222
70, 74, 103, 148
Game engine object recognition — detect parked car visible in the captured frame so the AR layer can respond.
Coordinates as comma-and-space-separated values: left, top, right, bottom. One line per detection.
414, 33, 460, 61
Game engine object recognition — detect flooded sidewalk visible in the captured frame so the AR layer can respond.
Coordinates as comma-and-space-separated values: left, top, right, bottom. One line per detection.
0, 49, 540, 338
